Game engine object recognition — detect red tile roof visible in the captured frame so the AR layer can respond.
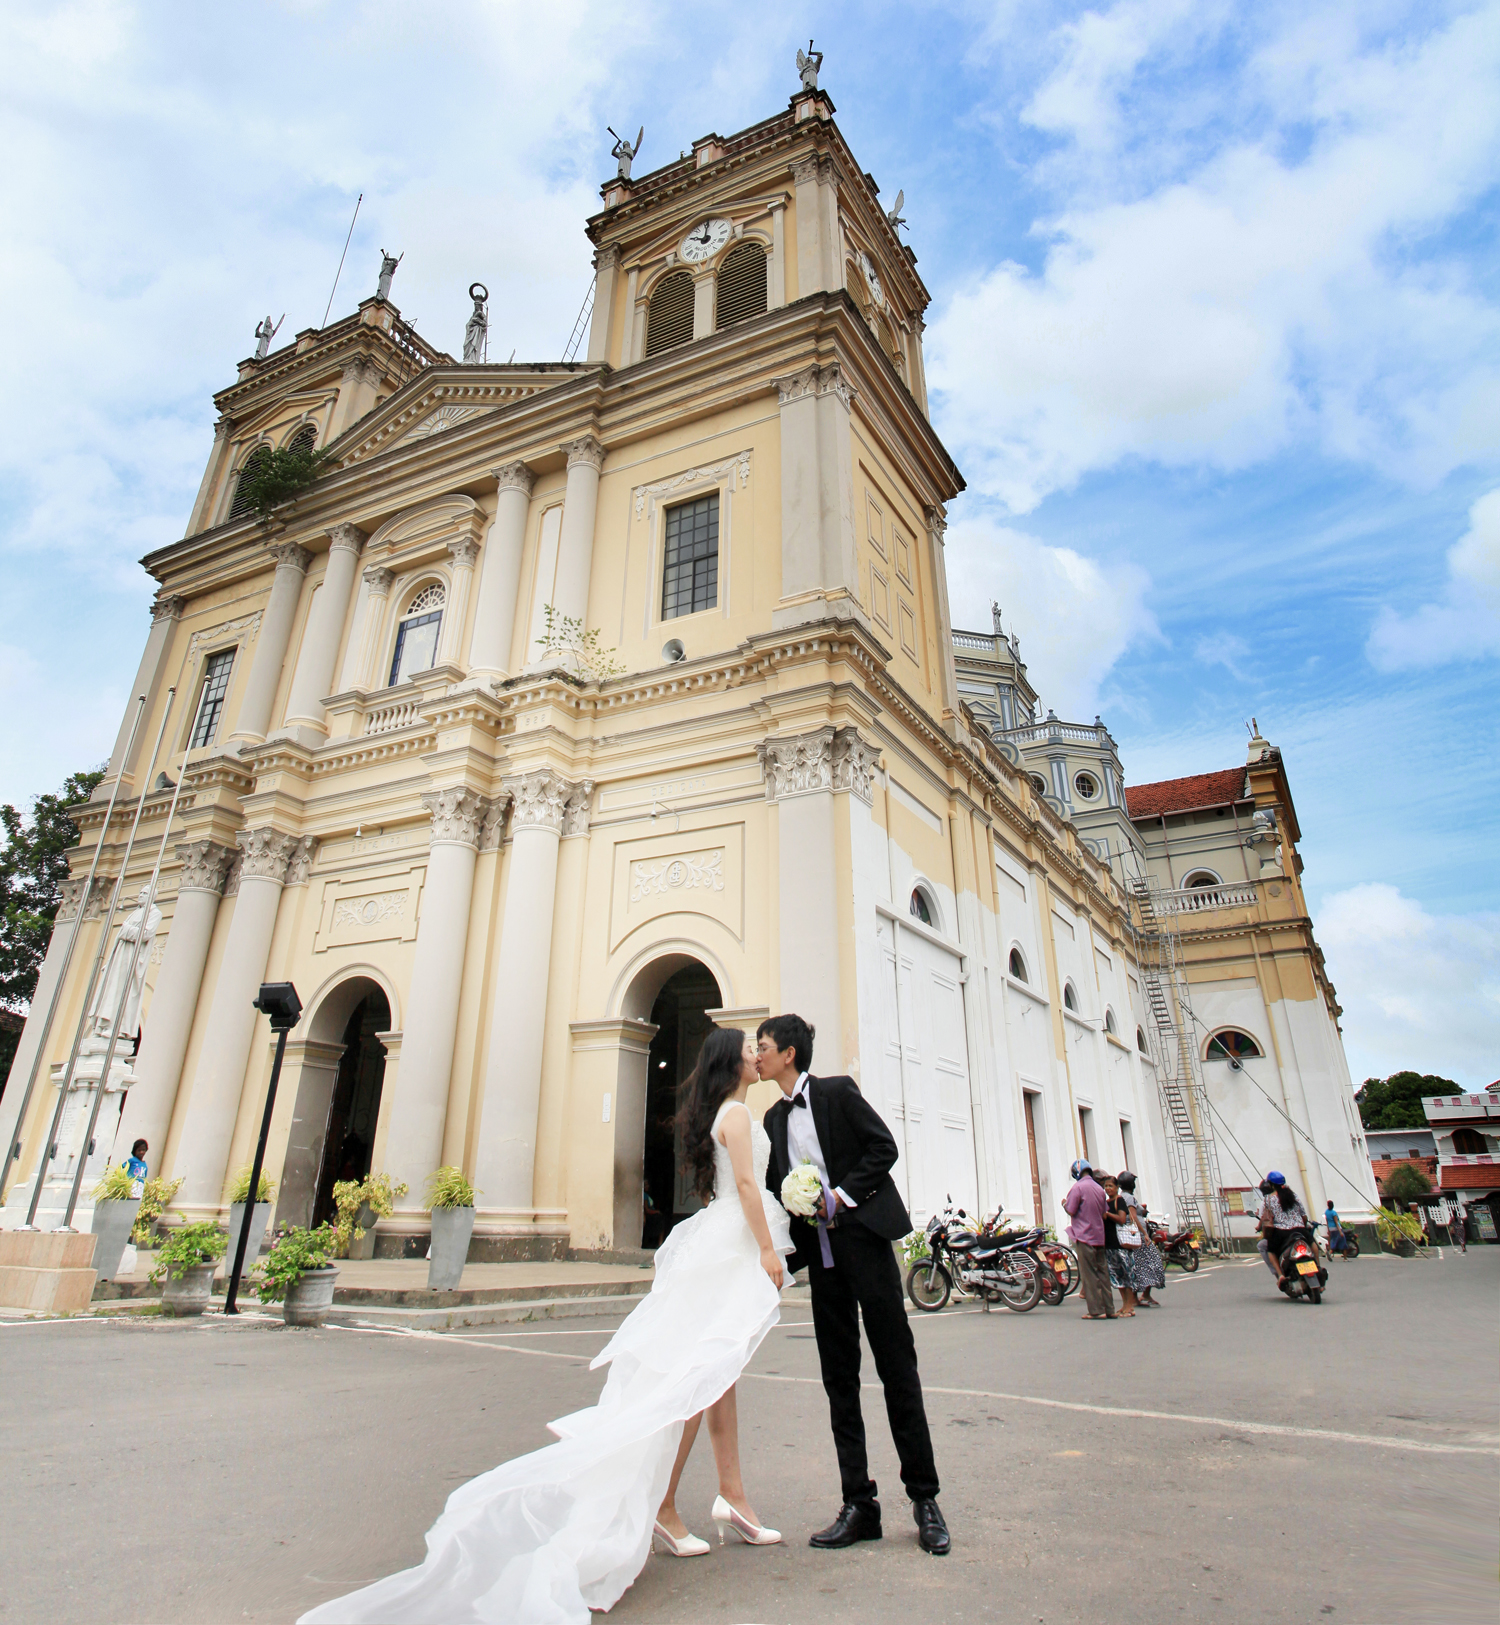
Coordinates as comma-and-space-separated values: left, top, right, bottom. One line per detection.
1125, 767, 1248, 819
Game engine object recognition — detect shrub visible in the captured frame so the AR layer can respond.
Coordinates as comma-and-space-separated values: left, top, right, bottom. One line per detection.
91, 1163, 137, 1203
255, 1224, 338, 1302
1372, 1206, 1427, 1249
425, 1166, 477, 1209
332, 1170, 408, 1256
131, 1175, 182, 1245
227, 1165, 276, 1204
236, 443, 336, 518
1383, 1163, 1433, 1205
150, 1221, 228, 1282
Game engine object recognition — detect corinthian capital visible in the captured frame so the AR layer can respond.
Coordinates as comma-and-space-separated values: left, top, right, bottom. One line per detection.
492, 460, 535, 498
284, 835, 318, 887
593, 243, 621, 272
477, 791, 513, 852
447, 536, 481, 568
151, 594, 187, 624
562, 780, 596, 838
174, 839, 237, 896
422, 786, 486, 849
269, 542, 314, 575
502, 769, 571, 833
923, 505, 946, 544
236, 826, 300, 883
562, 435, 606, 474
328, 522, 368, 557
363, 564, 395, 593
830, 728, 875, 805
341, 354, 383, 390
774, 363, 854, 412
757, 727, 836, 800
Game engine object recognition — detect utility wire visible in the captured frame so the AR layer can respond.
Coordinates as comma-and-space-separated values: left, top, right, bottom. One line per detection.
322, 192, 363, 329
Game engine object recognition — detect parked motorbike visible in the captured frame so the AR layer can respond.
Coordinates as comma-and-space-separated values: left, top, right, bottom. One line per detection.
1277, 1228, 1329, 1304
1150, 1221, 1201, 1271
906, 1202, 1044, 1313
1318, 1223, 1360, 1261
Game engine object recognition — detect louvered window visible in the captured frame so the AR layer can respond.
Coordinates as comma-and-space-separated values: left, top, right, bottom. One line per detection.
661, 494, 718, 619
228, 445, 272, 519
645, 270, 694, 356
189, 648, 235, 748
715, 242, 767, 330
287, 423, 317, 455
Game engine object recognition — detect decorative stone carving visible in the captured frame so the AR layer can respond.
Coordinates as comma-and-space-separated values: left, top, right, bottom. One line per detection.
775, 362, 853, 411
223, 852, 243, 898
789, 152, 838, 189
402, 404, 491, 442
477, 791, 513, 852
269, 542, 314, 575
363, 564, 395, 593
831, 728, 876, 804
334, 892, 406, 930
631, 849, 724, 901
562, 780, 596, 838
175, 840, 236, 896
328, 523, 368, 556
236, 827, 300, 884
85, 886, 160, 1040
562, 435, 606, 473
284, 836, 318, 887
187, 610, 263, 662
758, 727, 835, 799
151, 594, 187, 624
633, 450, 751, 521
56, 876, 107, 922
422, 787, 486, 849
503, 769, 570, 833
924, 505, 947, 545
447, 536, 481, 568
341, 354, 384, 391
493, 461, 535, 497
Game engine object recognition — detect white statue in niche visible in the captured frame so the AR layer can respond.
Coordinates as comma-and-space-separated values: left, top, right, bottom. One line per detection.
84, 886, 161, 1047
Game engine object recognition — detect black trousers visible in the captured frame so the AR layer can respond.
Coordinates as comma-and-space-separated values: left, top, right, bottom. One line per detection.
798, 1216, 939, 1506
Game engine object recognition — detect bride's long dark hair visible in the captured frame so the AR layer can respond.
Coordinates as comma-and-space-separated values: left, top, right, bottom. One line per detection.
678, 1026, 748, 1204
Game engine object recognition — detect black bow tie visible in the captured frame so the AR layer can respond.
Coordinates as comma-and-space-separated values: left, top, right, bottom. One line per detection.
792, 1093, 808, 1109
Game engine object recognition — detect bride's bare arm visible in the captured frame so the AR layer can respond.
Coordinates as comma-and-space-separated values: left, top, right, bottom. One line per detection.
720, 1106, 784, 1288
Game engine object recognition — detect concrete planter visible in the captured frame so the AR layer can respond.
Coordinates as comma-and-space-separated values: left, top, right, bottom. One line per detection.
347, 1203, 379, 1261
428, 1207, 476, 1291
161, 1261, 218, 1316
283, 1265, 338, 1327
222, 1202, 272, 1276
90, 1197, 142, 1281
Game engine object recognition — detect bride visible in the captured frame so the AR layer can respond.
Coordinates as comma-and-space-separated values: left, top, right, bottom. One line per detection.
300, 1026, 792, 1624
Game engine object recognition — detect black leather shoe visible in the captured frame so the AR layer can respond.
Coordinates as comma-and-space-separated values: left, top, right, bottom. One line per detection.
913, 1498, 950, 1555
809, 1501, 883, 1548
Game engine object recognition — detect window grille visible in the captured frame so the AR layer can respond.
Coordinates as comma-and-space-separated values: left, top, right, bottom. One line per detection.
645, 270, 694, 356
661, 494, 718, 619
287, 423, 317, 455
715, 242, 767, 330
189, 648, 235, 748
1205, 1029, 1263, 1061
405, 582, 446, 616
389, 584, 446, 685
228, 445, 272, 519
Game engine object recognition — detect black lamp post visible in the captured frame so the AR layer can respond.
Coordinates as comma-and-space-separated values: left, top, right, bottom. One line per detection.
223, 981, 302, 1315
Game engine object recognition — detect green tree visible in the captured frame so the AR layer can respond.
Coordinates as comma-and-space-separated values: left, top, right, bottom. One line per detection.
237, 442, 335, 518
0, 766, 105, 1093
1356, 1071, 1456, 1131
1383, 1162, 1433, 1205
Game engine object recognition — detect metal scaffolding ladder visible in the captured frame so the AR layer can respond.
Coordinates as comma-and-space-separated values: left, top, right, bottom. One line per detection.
1129, 877, 1229, 1244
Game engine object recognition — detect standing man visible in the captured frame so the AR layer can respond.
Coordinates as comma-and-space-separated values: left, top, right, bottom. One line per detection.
1062, 1159, 1115, 1320
1450, 1199, 1468, 1253
758, 1014, 949, 1557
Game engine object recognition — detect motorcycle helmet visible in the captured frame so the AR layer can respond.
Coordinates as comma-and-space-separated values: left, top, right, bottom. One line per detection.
1070, 1157, 1092, 1179
1265, 1170, 1286, 1186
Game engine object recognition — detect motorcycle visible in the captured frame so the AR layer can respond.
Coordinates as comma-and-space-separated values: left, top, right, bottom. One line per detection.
1318, 1223, 1360, 1261
906, 1202, 1044, 1314
1277, 1228, 1328, 1304
1150, 1221, 1201, 1271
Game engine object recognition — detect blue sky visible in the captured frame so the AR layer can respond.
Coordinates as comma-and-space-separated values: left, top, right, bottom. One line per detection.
2, 0, 1496, 1083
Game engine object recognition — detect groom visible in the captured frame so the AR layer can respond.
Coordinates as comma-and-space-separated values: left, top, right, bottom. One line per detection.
758, 1014, 950, 1556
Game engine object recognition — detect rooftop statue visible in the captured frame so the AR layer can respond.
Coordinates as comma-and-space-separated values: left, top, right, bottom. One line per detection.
377, 249, 403, 302
463, 283, 489, 363
797, 41, 823, 92
887, 189, 907, 232
608, 125, 644, 181
253, 313, 283, 360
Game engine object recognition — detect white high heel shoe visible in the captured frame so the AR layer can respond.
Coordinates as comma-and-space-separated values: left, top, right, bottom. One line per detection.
711, 1494, 782, 1546
652, 1520, 710, 1558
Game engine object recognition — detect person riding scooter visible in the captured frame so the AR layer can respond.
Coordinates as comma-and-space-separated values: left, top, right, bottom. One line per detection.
1257, 1172, 1313, 1291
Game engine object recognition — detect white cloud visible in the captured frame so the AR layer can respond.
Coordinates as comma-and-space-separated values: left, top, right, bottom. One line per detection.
1316, 883, 1500, 1088
943, 514, 1159, 718
1367, 487, 1500, 669
928, 3, 1500, 510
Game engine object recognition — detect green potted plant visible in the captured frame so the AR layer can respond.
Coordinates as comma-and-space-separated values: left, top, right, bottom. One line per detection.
332, 1170, 408, 1260
257, 1224, 340, 1326
1372, 1205, 1426, 1256
89, 1163, 143, 1282
223, 1166, 276, 1279
425, 1166, 478, 1291
151, 1221, 228, 1315
131, 1174, 183, 1247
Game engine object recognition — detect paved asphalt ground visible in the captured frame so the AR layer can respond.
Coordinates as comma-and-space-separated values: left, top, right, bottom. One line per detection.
3, 1246, 1495, 1625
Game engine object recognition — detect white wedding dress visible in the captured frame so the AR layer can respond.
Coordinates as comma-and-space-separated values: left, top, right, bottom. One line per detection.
300, 1101, 791, 1625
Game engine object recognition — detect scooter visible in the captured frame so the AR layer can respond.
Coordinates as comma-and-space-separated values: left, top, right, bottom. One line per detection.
1277, 1229, 1329, 1304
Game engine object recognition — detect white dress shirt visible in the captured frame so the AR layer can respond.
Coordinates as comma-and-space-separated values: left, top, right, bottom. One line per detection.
784, 1073, 856, 1211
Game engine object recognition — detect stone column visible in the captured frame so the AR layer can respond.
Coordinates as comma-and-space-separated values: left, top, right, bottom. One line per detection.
468, 463, 534, 681
380, 788, 494, 1212
550, 436, 606, 633
773, 364, 861, 629
438, 536, 480, 666
283, 524, 367, 736
105, 595, 184, 788
172, 828, 303, 1208
473, 771, 588, 1209
117, 841, 236, 1160
229, 544, 312, 744
347, 565, 395, 689
769, 199, 787, 307
620, 267, 640, 366
923, 507, 962, 728
585, 244, 620, 364
186, 416, 235, 535
326, 354, 383, 442
692, 271, 715, 340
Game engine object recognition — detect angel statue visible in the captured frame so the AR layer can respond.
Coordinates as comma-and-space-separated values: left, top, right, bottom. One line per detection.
609, 125, 644, 181
377, 249, 403, 302
253, 313, 284, 359
797, 41, 823, 92
463, 283, 489, 363
887, 190, 907, 232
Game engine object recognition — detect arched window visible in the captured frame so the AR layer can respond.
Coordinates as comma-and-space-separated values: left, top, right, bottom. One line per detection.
715, 241, 767, 330
1205, 1029, 1263, 1061
1063, 982, 1078, 1012
909, 887, 934, 927
1104, 1006, 1117, 1035
1136, 1026, 1149, 1054
286, 423, 317, 455
1074, 771, 1100, 800
388, 582, 445, 687
1183, 870, 1221, 889
646, 270, 694, 356
1008, 947, 1027, 983
1452, 1128, 1486, 1155
227, 444, 272, 520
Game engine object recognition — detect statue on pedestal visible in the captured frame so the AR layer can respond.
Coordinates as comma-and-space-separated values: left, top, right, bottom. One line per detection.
463, 283, 489, 363
377, 250, 403, 302
254, 314, 284, 359
609, 125, 644, 181
84, 886, 161, 1053
797, 42, 823, 92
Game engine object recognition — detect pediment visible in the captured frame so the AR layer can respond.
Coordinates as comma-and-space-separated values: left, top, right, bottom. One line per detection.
339, 370, 577, 466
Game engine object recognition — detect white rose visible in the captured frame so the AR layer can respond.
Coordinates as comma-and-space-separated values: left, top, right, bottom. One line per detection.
781, 1161, 824, 1219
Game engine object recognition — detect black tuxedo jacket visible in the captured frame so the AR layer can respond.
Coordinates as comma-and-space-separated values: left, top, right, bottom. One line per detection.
764, 1074, 912, 1260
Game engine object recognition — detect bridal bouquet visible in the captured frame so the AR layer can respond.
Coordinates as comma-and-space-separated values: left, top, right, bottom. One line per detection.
781, 1160, 825, 1219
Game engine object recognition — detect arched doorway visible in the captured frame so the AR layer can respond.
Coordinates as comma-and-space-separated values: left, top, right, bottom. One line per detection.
310, 989, 391, 1228
639, 962, 722, 1248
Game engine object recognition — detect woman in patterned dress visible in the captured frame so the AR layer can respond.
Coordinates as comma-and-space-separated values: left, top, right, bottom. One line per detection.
1101, 1176, 1138, 1317
1117, 1172, 1165, 1307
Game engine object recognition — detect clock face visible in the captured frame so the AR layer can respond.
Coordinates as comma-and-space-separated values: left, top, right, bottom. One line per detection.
679, 218, 732, 263
860, 252, 885, 306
